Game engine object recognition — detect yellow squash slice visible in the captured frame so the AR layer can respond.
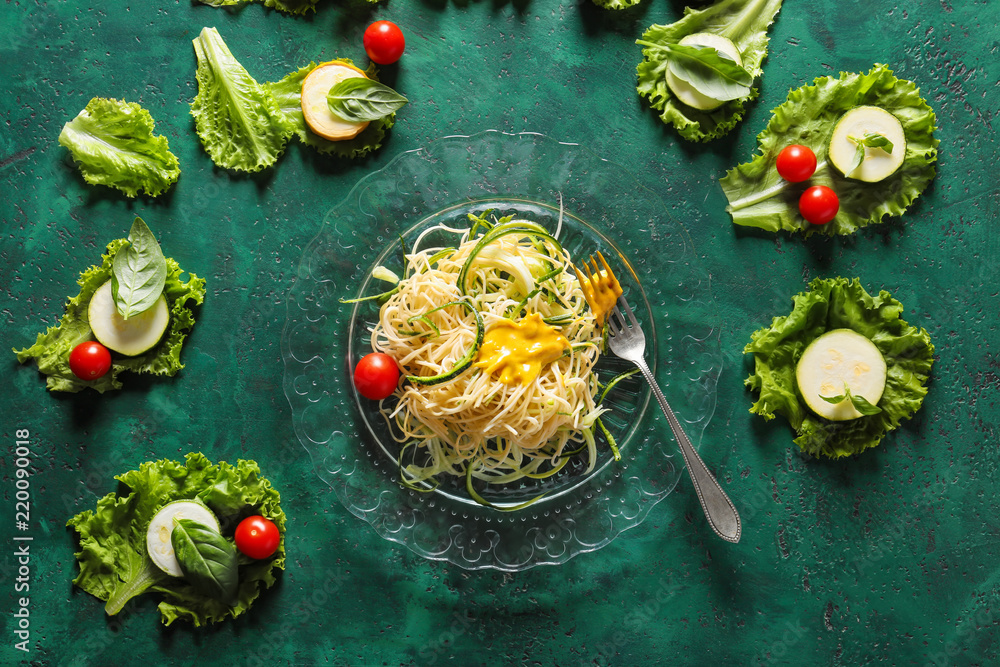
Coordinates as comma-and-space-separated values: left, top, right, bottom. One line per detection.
301, 61, 370, 141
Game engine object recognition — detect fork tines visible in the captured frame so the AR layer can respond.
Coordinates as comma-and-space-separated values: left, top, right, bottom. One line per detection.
609, 297, 639, 335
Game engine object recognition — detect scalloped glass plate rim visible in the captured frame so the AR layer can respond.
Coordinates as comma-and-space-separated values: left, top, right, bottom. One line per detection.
281, 130, 722, 571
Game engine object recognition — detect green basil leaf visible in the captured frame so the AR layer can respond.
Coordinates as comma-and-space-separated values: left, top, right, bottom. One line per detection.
845, 139, 865, 174
818, 384, 881, 415
860, 132, 893, 152
326, 78, 408, 123
111, 217, 167, 319
171, 518, 239, 605
820, 392, 847, 405
848, 391, 883, 416
663, 43, 752, 101
846, 132, 894, 174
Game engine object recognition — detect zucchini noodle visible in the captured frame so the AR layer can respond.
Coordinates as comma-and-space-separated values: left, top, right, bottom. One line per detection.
369, 214, 608, 496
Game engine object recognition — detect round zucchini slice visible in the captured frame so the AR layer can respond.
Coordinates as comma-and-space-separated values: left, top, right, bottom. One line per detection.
301, 61, 370, 141
665, 33, 743, 112
795, 328, 887, 421
88, 280, 169, 356
146, 500, 220, 577
828, 106, 906, 182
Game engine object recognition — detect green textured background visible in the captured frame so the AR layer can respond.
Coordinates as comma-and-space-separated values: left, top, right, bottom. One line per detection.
2, 0, 998, 664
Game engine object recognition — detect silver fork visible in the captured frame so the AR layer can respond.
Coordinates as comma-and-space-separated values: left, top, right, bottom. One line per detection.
607, 296, 741, 543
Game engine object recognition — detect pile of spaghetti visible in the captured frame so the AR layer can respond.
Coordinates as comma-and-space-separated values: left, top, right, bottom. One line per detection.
368, 214, 611, 500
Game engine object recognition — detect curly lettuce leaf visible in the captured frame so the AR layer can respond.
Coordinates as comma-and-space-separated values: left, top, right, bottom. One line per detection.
264, 60, 395, 160
745, 277, 934, 458
190, 27, 295, 172
721, 64, 939, 236
197, 0, 381, 12
636, 0, 782, 141
14, 239, 206, 393
67, 453, 286, 627
58, 98, 180, 198
593, 0, 642, 9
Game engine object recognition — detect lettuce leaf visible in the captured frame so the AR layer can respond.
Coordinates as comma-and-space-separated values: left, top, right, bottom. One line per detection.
264, 60, 395, 160
259, 0, 321, 12
58, 98, 180, 198
720, 64, 939, 236
636, 0, 783, 141
744, 277, 934, 459
190, 27, 295, 173
14, 238, 206, 393
197, 0, 381, 13
593, 0, 642, 9
67, 453, 286, 627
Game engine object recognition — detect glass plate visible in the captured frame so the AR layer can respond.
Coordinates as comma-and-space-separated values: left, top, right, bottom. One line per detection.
282, 131, 722, 571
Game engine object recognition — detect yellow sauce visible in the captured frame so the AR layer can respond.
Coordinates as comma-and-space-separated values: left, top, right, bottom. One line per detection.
474, 313, 570, 387
575, 253, 622, 326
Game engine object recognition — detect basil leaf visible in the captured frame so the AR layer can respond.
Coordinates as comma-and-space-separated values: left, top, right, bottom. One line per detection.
819, 384, 882, 416
847, 141, 866, 175
861, 132, 893, 153
111, 217, 167, 319
171, 518, 239, 605
846, 132, 894, 174
848, 391, 882, 416
662, 43, 752, 102
326, 78, 408, 123
820, 392, 847, 405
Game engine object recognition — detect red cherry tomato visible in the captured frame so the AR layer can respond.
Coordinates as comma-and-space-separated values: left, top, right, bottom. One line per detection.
776, 144, 818, 183
354, 352, 400, 400
363, 21, 405, 65
69, 341, 112, 380
799, 185, 840, 225
235, 515, 281, 560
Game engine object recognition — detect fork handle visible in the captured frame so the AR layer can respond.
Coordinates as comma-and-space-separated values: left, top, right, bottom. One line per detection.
632, 357, 742, 543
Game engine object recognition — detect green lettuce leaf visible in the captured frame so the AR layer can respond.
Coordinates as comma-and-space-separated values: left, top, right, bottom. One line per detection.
67, 453, 286, 627
261, 0, 324, 12
720, 64, 939, 236
744, 277, 934, 459
58, 98, 180, 198
636, 0, 783, 141
14, 238, 206, 393
592, 0, 642, 9
190, 27, 295, 172
197, 0, 375, 13
264, 60, 395, 160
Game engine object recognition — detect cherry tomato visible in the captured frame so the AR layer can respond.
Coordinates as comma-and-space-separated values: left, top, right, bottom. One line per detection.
363, 20, 405, 65
235, 515, 281, 560
69, 341, 112, 380
776, 144, 818, 183
799, 185, 840, 225
354, 352, 400, 400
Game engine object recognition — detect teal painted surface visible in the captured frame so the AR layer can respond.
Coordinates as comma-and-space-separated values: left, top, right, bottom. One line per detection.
1, 0, 998, 664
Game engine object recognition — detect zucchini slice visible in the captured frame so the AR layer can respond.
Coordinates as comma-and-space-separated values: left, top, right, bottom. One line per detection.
828, 106, 906, 182
665, 33, 743, 112
146, 500, 220, 577
795, 328, 887, 421
88, 280, 169, 356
